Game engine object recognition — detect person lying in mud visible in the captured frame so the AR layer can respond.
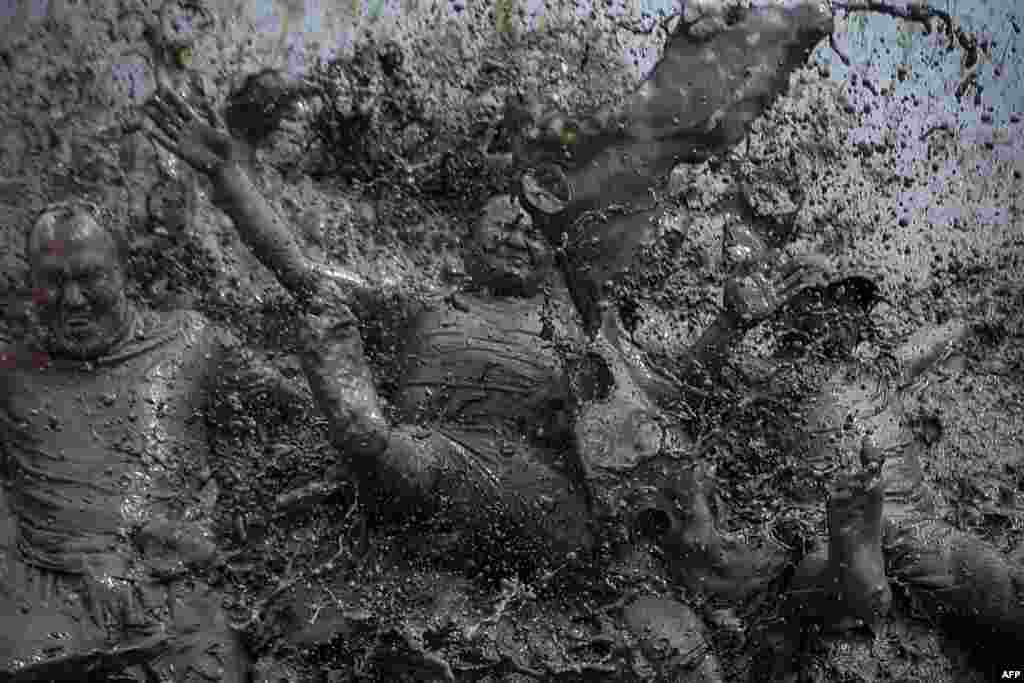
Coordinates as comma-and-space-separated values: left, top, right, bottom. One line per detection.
781, 315, 1024, 657
144, 84, 833, 682
657, 280, 1024, 667
529, 156, 1024, 660
612, 278, 1024, 665
142, 86, 822, 585
506, 0, 839, 395
0, 201, 305, 680
508, 0, 1024, 666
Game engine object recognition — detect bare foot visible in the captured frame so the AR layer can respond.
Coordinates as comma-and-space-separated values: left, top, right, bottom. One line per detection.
658, 469, 787, 600
826, 470, 891, 626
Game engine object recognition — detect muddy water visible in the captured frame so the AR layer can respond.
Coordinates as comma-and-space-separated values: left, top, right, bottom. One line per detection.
0, 1, 1022, 681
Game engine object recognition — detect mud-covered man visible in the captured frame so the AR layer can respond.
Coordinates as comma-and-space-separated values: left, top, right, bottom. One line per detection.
137, 0, 843, 597
140, 80, 815, 586
0, 201, 302, 680
143, 86, 606, 573
504, 0, 1024, 663
780, 314, 1024, 661
143, 79, 826, 679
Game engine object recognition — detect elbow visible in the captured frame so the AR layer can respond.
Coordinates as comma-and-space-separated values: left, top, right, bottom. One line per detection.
322, 416, 439, 500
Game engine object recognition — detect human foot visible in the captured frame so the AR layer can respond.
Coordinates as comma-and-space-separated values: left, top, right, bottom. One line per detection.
826, 470, 891, 625
658, 469, 787, 600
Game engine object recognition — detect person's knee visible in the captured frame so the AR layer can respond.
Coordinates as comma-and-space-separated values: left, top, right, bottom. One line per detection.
622, 595, 724, 683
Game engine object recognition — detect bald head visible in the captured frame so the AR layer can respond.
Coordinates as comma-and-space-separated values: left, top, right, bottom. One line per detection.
27, 202, 123, 268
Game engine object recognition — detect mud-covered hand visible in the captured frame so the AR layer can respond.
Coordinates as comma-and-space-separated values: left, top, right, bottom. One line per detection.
723, 252, 831, 325
145, 86, 244, 176
135, 517, 222, 575
501, 94, 579, 164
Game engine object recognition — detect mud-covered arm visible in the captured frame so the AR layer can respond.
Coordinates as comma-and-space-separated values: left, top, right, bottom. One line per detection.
298, 302, 445, 508
211, 162, 321, 301
301, 303, 596, 563
145, 87, 411, 313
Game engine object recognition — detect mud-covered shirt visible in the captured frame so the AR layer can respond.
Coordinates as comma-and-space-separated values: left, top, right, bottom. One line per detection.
395, 291, 585, 473
0, 310, 223, 577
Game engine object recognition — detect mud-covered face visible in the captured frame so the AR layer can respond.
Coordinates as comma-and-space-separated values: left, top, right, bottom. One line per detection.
465, 196, 554, 298
29, 213, 130, 359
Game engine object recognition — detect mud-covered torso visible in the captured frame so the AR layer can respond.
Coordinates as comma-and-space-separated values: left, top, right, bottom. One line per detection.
395, 290, 584, 463
0, 310, 220, 575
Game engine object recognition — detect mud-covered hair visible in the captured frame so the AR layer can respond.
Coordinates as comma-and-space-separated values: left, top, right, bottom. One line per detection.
26, 200, 129, 267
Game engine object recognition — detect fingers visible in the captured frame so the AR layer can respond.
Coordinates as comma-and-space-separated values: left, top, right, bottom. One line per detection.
203, 98, 228, 130
160, 85, 205, 125
142, 102, 185, 160
144, 127, 177, 155
144, 97, 185, 143
147, 86, 210, 134
148, 89, 185, 124
144, 103, 181, 142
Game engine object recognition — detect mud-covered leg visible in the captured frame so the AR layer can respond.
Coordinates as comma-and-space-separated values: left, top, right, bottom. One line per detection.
655, 467, 789, 600
765, 467, 890, 680
515, 1, 834, 224
786, 467, 890, 624
826, 470, 891, 625
622, 595, 725, 683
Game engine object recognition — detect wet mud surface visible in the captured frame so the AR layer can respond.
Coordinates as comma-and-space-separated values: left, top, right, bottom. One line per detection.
1, 1, 1022, 681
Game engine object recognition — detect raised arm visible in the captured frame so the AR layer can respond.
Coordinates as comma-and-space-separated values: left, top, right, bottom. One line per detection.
144, 88, 320, 300
143, 87, 408, 316
144, 87, 448, 496
211, 162, 319, 300
298, 302, 442, 507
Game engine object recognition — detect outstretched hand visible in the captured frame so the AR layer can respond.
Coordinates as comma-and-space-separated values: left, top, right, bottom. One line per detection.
723, 252, 832, 325
144, 86, 243, 176
500, 94, 578, 164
